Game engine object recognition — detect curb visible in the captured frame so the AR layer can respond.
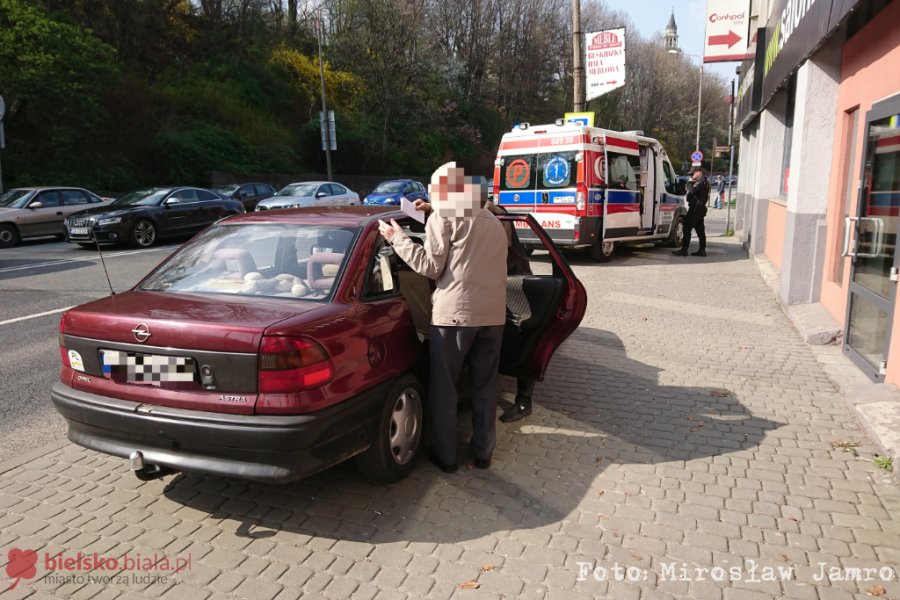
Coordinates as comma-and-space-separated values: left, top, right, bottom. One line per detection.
0, 439, 70, 477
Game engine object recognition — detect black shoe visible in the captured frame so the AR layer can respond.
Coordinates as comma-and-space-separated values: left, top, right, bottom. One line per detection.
427, 448, 457, 473
499, 403, 532, 423
472, 457, 491, 469
691, 251, 707, 257
671, 250, 688, 256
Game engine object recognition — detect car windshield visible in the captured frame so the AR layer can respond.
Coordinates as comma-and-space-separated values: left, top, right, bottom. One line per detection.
113, 189, 168, 207
213, 185, 239, 194
138, 223, 360, 302
0, 189, 34, 209
372, 182, 404, 194
275, 183, 319, 197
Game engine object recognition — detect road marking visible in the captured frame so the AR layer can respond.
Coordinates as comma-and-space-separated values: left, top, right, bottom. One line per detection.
0, 306, 74, 326
0, 247, 166, 274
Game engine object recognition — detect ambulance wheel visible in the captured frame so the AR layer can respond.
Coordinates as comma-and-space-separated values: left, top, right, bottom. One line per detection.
665, 216, 685, 248
590, 239, 614, 262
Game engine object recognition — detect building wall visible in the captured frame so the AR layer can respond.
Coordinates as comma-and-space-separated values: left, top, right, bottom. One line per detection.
817, 0, 900, 383
765, 200, 787, 271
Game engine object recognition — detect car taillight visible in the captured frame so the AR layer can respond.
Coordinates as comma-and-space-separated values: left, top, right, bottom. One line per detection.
258, 336, 334, 393
58, 318, 70, 368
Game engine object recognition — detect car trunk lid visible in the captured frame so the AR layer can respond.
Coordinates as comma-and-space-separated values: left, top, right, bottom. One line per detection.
59, 291, 324, 414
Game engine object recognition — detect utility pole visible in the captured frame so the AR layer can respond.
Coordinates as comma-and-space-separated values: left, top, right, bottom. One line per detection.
573, 0, 585, 111
725, 78, 736, 235
316, 14, 333, 181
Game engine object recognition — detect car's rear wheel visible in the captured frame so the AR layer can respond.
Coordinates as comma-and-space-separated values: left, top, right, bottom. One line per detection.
356, 373, 424, 482
131, 220, 156, 248
0, 224, 20, 248
590, 239, 614, 262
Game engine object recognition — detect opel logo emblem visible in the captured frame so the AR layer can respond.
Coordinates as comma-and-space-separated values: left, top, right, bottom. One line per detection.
132, 323, 151, 343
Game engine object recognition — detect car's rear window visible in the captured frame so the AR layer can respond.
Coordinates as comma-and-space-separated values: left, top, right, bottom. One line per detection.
138, 223, 360, 301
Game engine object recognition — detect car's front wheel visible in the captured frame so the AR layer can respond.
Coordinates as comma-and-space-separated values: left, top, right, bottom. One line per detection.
665, 215, 685, 248
356, 373, 424, 482
131, 219, 156, 248
0, 224, 20, 248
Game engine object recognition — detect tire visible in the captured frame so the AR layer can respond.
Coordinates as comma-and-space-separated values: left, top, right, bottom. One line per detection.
356, 373, 424, 482
131, 219, 156, 248
666, 215, 685, 248
590, 238, 615, 262
0, 224, 20, 248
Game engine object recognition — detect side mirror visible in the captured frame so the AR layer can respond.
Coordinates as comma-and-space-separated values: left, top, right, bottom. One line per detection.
28, 202, 44, 209
674, 183, 686, 196
164, 198, 180, 206
315, 191, 327, 198
238, 191, 248, 198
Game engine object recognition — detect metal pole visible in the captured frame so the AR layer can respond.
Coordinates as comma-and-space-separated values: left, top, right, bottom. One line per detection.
725, 78, 736, 235
316, 14, 333, 181
573, 0, 584, 112
695, 63, 703, 153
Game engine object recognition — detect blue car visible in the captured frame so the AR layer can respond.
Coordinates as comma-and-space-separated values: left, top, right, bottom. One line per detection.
363, 180, 428, 206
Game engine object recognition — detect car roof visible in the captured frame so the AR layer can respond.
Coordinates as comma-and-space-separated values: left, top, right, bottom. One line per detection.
9, 186, 89, 192
223, 206, 403, 227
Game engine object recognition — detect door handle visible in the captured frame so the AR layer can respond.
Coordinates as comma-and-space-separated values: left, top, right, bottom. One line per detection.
56, 211, 63, 216
842, 216, 858, 257
843, 216, 887, 258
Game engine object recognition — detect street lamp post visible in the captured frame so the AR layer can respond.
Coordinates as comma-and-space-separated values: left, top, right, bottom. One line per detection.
669, 49, 703, 163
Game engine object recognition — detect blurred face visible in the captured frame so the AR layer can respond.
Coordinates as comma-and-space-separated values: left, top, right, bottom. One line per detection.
692, 170, 703, 181
429, 162, 481, 219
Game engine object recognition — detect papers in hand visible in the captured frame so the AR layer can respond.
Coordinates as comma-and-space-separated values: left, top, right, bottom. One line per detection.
401, 197, 426, 224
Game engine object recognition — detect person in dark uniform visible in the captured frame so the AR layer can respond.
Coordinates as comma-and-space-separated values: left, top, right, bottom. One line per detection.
672, 166, 710, 257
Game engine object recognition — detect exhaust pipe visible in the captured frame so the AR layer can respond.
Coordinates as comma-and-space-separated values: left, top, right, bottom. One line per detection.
129, 451, 177, 481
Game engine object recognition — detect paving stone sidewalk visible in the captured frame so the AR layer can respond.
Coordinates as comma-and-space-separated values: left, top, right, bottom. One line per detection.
2, 233, 899, 600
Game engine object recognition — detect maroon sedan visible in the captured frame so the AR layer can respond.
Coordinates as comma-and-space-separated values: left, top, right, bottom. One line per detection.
52, 207, 587, 483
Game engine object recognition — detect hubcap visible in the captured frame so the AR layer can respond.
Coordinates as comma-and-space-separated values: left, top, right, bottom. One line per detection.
675, 221, 684, 246
0, 230, 11, 243
135, 222, 155, 246
602, 241, 614, 256
388, 387, 422, 465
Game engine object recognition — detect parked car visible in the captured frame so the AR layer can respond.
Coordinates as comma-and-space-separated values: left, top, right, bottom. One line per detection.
52, 207, 587, 484
0, 187, 112, 248
64, 187, 245, 248
363, 179, 428, 206
256, 181, 359, 211
213, 182, 276, 212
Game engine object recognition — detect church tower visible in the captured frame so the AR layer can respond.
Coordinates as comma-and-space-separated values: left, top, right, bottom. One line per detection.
664, 9, 679, 51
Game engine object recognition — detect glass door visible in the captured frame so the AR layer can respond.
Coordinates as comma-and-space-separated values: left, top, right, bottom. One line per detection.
843, 96, 900, 381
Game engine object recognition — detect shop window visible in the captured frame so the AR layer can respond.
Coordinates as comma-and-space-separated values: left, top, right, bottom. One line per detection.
780, 75, 797, 196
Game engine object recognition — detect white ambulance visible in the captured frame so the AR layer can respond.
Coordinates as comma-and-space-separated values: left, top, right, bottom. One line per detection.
492, 121, 688, 261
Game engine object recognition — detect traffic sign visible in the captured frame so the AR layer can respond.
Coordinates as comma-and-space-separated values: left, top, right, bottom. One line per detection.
691, 150, 703, 163
704, 0, 752, 63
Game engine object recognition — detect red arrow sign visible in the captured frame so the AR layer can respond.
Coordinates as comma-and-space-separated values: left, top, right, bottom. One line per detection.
709, 30, 742, 48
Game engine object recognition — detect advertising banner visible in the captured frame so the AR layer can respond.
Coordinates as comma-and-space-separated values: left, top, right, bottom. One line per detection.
585, 28, 626, 101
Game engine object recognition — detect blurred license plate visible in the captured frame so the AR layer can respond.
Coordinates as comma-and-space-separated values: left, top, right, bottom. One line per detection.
101, 350, 195, 383
70, 227, 89, 235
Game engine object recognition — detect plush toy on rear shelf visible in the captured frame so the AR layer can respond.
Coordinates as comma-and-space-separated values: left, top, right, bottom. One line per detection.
241, 272, 310, 297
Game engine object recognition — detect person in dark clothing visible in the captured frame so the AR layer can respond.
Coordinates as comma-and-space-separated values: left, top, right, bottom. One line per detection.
673, 167, 710, 257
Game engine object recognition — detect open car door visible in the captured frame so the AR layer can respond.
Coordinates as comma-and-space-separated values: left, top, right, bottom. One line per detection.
497, 214, 587, 381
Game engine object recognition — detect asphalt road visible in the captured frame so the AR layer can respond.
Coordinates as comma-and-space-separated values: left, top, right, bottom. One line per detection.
0, 236, 181, 462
